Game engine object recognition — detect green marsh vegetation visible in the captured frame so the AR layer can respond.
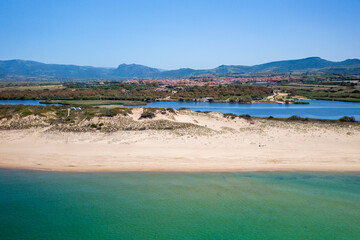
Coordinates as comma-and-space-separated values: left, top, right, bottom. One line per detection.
1, 73, 359, 104
0, 82, 65, 91
273, 79, 360, 102
0, 81, 273, 103
38, 99, 146, 106
292, 101, 310, 104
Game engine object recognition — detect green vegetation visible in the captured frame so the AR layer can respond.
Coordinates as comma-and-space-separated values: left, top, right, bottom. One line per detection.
39, 99, 146, 106
223, 113, 237, 119
139, 109, 156, 119
0, 105, 132, 121
139, 108, 169, 119
339, 116, 356, 122
273, 82, 360, 102
21, 110, 32, 116
0, 84, 65, 91
0, 82, 272, 103
172, 85, 272, 102
1, 57, 359, 80
293, 101, 310, 104
0, 105, 358, 132
0, 77, 359, 105
98, 107, 132, 117
228, 95, 252, 103
166, 108, 176, 113
0, 104, 56, 119
256, 115, 359, 124
287, 115, 308, 121
239, 114, 252, 120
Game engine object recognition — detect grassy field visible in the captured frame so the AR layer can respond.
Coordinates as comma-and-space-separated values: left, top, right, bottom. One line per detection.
0, 84, 65, 91
39, 99, 147, 106
273, 83, 360, 102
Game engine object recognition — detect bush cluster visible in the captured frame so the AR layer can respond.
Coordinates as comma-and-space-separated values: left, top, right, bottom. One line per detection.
339, 116, 356, 122
239, 114, 251, 120
287, 115, 309, 121
139, 109, 156, 119
223, 113, 237, 119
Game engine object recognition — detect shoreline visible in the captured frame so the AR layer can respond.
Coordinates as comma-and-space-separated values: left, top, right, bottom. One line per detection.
3, 97, 360, 105
1, 108, 359, 173
2, 166, 360, 173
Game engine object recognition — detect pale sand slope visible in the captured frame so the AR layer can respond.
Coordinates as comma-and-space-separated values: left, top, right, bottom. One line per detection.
0, 109, 360, 172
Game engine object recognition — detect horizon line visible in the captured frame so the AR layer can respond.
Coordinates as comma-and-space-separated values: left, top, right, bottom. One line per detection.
1, 56, 359, 71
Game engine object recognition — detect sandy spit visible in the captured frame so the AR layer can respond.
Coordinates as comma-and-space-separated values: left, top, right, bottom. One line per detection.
1, 110, 360, 172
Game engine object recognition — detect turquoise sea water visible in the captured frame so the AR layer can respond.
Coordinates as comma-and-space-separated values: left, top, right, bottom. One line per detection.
0, 170, 360, 239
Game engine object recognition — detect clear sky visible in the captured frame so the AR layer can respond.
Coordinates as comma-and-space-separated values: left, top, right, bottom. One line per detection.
0, 0, 359, 69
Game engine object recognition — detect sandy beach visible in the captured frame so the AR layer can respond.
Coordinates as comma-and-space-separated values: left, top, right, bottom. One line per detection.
1, 109, 359, 172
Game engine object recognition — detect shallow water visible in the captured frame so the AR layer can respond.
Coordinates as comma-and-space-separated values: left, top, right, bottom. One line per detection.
1, 99, 359, 120
0, 99, 47, 105
136, 100, 360, 120
0, 170, 359, 239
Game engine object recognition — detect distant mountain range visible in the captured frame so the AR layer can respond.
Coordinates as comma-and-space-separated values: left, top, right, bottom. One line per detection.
1, 57, 359, 80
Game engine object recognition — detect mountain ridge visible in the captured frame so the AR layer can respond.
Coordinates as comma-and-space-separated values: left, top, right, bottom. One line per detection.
1, 57, 359, 80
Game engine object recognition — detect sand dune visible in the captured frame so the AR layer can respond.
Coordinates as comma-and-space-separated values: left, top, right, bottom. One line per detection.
1, 109, 359, 172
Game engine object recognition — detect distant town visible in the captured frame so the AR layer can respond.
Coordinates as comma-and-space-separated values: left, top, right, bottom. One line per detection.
111, 73, 360, 88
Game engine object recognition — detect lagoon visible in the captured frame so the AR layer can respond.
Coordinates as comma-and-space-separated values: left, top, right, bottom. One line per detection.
0, 100, 48, 105
1, 99, 360, 120
139, 100, 360, 120
0, 170, 359, 240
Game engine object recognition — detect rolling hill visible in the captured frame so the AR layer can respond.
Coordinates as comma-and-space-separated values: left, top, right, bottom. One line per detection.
0, 57, 359, 80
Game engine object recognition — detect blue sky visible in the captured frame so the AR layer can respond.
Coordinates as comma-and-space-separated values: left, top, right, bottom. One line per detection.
0, 0, 359, 69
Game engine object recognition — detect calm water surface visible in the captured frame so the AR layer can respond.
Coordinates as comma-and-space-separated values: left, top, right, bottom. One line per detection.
0, 170, 359, 240
0, 100, 48, 105
137, 100, 360, 120
1, 99, 360, 120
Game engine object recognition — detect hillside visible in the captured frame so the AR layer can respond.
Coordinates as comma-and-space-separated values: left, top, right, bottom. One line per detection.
0, 59, 110, 79
0, 57, 359, 80
111, 64, 160, 78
